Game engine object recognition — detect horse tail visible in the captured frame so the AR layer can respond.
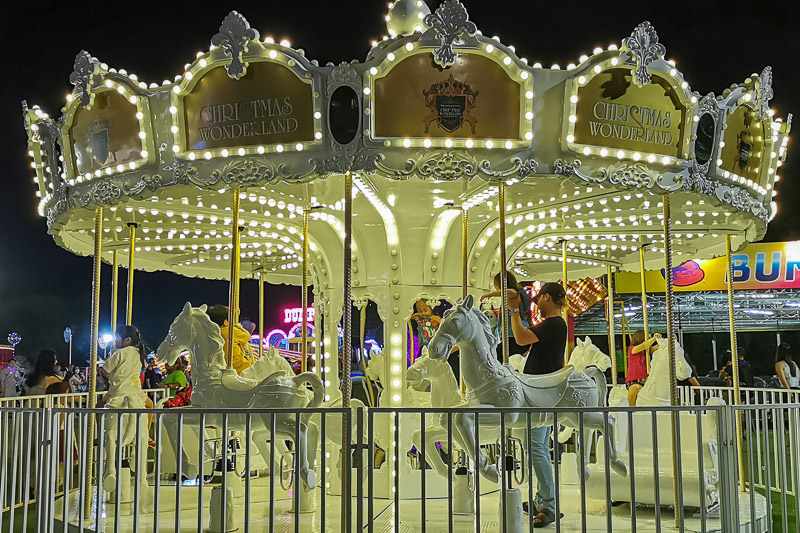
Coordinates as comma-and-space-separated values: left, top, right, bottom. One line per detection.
293, 372, 325, 408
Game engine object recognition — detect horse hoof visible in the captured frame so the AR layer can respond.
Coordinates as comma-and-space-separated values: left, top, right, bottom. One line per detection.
583, 467, 591, 481
557, 429, 573, 444
103, 474, 116, 488
482, 465, 499, 484
184, 464, 198, 480
611, 460, 628, 477
302, 469, 317, 490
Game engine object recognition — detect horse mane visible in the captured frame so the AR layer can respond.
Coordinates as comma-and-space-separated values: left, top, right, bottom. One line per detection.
467, 304, 498, 351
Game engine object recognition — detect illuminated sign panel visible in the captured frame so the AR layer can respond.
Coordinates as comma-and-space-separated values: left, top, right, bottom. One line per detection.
283, 307, 315, 324
616, 241, 800, 293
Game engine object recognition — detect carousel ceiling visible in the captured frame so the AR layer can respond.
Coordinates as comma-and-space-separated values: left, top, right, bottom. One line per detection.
21, 0, 792, 293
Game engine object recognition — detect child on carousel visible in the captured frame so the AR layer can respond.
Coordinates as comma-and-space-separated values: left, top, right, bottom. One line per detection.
411, 299, 441, 350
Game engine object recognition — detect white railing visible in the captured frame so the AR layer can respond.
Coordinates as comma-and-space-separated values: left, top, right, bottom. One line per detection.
0, 389, 169, 409
1, 395, 796, 531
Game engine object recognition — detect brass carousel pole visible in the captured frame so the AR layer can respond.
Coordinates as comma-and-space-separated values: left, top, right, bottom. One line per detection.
84, 207, 103, 514
341, 172, 354, 529
498, 183, 509, 365
226, 189, 242, 368
111, 249, 119, 334
461, 207, 468, 395
607, 264, 617, 386
726, 234, 746, 492
639, 246, 650, 373
126, 223, 137, 324
302, 209, 310, 373
258, 271, 264, 359
662, 195, 681, 526
562, 240, 569, 365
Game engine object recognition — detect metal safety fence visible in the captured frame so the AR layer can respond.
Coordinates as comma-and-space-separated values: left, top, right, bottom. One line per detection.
0, 400, 797, 532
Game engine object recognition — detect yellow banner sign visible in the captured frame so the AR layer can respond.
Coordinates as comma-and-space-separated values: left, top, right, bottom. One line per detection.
183, 62, 315, 150
373, 53, 521, 139
69, 91, 143, 174
573, 68, 686, 158
616, 241, 800, 293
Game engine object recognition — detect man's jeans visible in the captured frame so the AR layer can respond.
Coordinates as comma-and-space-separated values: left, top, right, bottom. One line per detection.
529, 426, 555, 512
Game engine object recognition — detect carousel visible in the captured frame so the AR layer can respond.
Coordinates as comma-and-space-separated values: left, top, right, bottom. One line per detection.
18, 0, 792, 531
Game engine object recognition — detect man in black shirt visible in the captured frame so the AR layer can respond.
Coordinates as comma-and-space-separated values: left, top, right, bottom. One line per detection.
507, 282, 567, 527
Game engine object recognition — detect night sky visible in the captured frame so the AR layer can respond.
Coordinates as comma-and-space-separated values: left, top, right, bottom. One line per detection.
1, 1, 797, 364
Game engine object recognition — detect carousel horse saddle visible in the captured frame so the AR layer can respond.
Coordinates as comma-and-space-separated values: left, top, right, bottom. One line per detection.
517, 367, 594, 407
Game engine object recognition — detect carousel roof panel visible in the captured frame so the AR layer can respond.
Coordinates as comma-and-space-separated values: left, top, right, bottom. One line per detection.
21, 1, 791, 290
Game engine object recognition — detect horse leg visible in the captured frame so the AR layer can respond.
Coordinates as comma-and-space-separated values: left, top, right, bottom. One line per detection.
411, 425, 449, 477
162, 412, 199, 480
582, 412, 627, 477
452, 411, 499, 483
271, 414, 317, 490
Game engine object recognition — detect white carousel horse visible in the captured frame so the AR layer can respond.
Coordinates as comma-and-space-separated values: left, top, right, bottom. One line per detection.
406, 347, 465, 476
101, 345, 150, 504
241, 345, 296, 382
557, 337, 612, 443
427, 295, 627, 482
156, 303, 324, 490
635, 338, 692, 406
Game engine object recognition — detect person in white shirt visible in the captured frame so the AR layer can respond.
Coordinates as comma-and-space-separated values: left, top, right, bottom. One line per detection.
775, 343, 800, 390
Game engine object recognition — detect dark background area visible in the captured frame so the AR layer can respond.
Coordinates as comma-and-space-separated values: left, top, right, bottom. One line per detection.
1, 1, 798, 368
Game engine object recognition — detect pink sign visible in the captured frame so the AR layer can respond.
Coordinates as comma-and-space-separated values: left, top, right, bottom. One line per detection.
283, 307, 315, 324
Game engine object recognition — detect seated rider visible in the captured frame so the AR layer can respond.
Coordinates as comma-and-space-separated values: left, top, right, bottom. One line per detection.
99, 325, 148, 410
207, 305, 254, 374
411, 299, 441, 350
626, 330, 659, 406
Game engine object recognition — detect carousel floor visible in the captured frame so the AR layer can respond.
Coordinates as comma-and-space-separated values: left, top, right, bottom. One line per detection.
54, 478, 767, 532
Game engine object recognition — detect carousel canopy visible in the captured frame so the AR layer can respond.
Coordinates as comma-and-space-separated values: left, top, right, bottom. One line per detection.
22, 1, 791, 299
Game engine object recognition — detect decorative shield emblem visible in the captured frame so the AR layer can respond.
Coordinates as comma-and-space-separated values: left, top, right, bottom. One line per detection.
89, 119, 110, 165
423, 75, 479, 134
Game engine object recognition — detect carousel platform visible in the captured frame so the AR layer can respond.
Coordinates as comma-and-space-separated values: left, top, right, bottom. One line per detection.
53, 477, 767, 532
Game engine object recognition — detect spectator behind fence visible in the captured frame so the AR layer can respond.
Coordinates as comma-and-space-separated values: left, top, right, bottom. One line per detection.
775, 343, 800, 390
25, 350, 62, 396
1, 358, 20, 397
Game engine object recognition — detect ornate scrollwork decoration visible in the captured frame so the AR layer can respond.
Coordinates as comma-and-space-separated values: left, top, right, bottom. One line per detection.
123, 174, 163, 196
313, 144, 382, 176
697, 92, 720, 120
210, 156, 278, 186
480, 158, 538, 181
715, 184, 768, 220
211, 11, 260, 80
552, 159, 592, 181
756, 66, 773, 121
423, 0, 477, 68
329, 61, 360, 94
69, 51, 101, 107
164, 159, 219, 189
622, 22, 666, 87
72, 178, 122, 207
600, 162, 659, 188
418, 151, 479, 181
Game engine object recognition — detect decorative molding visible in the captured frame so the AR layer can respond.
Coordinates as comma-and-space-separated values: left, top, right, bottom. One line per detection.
68, 51, 100, 107
599, 162, 660, 188
480, 157, 538, 180
423, 0, 477, 68
715, 184, 769, 220
697, 92, 720, 120
757, 66, 773, 121
622, 22, 665, 87
123, 173, 163, 196
312, 145, 381, 176
329, 61, 360, 91
164, 159, 219, 188
209, 156, 278, 186
211, 11, 259, 80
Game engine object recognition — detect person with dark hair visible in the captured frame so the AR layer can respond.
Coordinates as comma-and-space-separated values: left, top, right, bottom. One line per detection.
158, 357, 187, 398
482, 271, 534, 361
506, 281, 567, 527
775, 343, 799, 389
98, 325, 148, 408
206, 304, 254, 373
25, 350, 62, 396
626, 330, 660, 406
719, 346, 754, 388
